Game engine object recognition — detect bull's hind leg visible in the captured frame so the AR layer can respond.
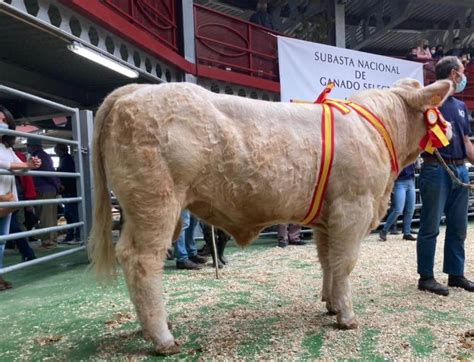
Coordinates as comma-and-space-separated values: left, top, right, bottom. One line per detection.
314, 228, 336, 315
116, 200, 181, 355
327, 202, 373, 329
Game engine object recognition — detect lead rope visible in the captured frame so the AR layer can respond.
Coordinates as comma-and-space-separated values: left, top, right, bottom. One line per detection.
433, 149, 474, 189
211, 225, 220, 279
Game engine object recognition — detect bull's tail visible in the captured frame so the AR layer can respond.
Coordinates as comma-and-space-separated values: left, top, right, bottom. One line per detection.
89, 84, 142, 280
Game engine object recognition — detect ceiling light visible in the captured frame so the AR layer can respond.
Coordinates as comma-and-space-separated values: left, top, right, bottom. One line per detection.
68, 42, 139, 79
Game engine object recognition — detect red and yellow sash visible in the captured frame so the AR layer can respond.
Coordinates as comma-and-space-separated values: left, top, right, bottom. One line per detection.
419, 108, 450, 153
293, 84, 399, 225
300, 104, 335, 224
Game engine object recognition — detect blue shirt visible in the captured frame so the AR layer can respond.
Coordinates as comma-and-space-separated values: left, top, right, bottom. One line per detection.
32, 148, 60, 193
436, 96, 471, 160
397, 164, 415, 180
57, 153, 76, 196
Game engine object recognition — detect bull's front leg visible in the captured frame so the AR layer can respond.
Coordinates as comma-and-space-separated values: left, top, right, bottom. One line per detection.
314, 228, 337, 315
328, 236, 364, 329
329, 250, 359, 329
326, 201, 373, 329
116, 216, 180, 355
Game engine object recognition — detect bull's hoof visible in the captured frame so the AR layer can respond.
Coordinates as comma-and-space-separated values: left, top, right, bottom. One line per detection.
325, 302, 338, 315
155, 341, 181, 356
337, 319, 359, 330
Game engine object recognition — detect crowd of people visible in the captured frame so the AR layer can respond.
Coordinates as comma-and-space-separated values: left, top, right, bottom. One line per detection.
0, 106, 80, 291
407, 37, 474, 66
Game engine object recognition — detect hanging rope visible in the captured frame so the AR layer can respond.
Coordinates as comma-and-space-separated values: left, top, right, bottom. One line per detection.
211, 225, 220, 279
433, 149, 474, 190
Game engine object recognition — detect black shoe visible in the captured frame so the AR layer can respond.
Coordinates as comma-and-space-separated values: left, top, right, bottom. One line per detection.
379, 230, 387, 241
217, 238, 229, 265
22, 255, 36, 262
277, 240, 288, 248
197, 244, 211, 257
176, 259, 202, 270
389, 229, 400, 235
418, 277, 449, 296
289, 240, 306, 246
189, 254, 208, 264
403, 234, 417, 241
212, 259, 224, 269
448, 275, 474, 292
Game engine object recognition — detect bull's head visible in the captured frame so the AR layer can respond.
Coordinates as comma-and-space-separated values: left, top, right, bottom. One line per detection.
389, 78, 454, 163
391, 78, 454, 140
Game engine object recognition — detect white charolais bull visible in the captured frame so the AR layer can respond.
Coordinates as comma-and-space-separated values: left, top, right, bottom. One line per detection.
90, 78, 453, 354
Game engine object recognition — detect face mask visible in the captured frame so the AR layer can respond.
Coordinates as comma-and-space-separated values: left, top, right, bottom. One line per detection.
0, 123, 9, 130
455, 72, 467, 93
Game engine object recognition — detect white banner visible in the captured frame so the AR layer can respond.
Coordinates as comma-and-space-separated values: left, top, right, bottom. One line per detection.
278, 36, 424, 102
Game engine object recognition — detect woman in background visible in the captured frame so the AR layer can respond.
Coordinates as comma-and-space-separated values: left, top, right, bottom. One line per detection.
0, 105, 41, 290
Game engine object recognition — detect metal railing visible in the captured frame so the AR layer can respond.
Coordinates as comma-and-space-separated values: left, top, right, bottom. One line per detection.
194, 4, 280, 81
0, 85, 90, 275
101, 0, 178, 51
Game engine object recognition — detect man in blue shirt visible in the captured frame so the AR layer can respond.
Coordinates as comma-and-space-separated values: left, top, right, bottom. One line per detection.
27, 139, 60, 249
417, 56, 474, 296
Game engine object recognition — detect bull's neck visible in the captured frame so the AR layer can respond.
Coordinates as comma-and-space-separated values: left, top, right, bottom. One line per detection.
361, 98, 425, 173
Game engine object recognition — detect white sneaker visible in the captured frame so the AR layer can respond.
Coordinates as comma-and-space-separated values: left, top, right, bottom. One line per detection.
65, 239, 83, 245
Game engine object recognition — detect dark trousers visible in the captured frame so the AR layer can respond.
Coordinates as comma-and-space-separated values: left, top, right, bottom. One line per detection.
10, 209, 35, 261
64, 200, 80, 240
417, 164, 468, 277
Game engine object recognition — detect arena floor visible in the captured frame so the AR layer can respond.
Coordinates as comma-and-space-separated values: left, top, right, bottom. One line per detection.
1, 226, 473, 360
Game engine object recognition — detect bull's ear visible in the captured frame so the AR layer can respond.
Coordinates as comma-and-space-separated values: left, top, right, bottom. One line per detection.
393, 79, 453, 110
419, 79, 453, 108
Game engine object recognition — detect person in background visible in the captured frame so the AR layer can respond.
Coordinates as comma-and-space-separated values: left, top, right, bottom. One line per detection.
466, 41, 474, 62
446, 37, 466, 58
54, 143, 80, 243
200, 222, 230, 268
277, 224, 305, 248
416, 39, 432, 60
417, 56, 474, 296
433, 45, 445, 59
249, 0, 274, 30
175, 211, 208, 270
406, 47, 418, 61
0, 105, 41, 290
27, 138, 60, 249
379, 164, 417, 242
10, 148, 38, 262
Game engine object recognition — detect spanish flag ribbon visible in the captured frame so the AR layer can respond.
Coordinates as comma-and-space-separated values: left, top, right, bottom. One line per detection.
419, 108, 450, 154
301, 104, 335, 225
297, 82, 399, 225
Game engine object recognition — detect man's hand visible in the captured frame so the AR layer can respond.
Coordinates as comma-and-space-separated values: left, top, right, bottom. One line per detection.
464, 135, 474, 164
0, 192, 14, 202
28, 156, 41, 169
